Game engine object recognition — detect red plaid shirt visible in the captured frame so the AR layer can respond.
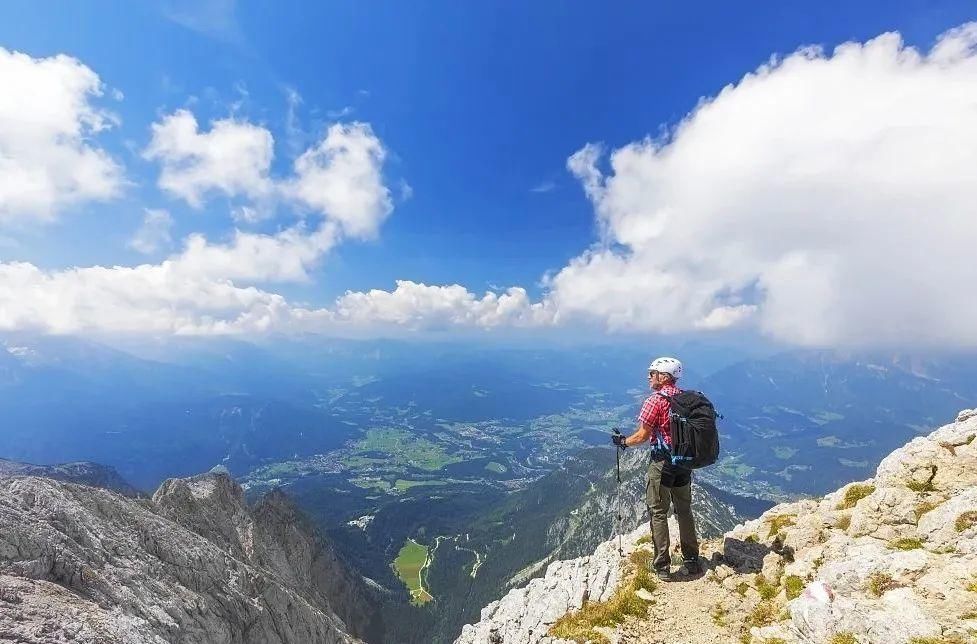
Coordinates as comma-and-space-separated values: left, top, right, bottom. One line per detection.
638, 383, 681, 447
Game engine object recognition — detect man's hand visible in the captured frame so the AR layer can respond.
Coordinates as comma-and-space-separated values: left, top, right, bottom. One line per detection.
611, 433, 627, 449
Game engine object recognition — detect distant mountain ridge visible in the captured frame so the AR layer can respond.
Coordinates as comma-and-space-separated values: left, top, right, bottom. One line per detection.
0, 470, 382, 644
0, 457, 139, 496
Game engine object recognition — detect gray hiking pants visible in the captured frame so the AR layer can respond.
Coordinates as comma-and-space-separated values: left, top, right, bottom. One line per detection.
646, 459, 699, 571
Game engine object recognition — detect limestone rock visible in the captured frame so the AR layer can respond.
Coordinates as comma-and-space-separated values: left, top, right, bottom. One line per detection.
0, 473, 374, 644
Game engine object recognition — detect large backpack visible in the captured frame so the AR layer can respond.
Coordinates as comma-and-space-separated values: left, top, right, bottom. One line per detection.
660, 390, 720, 469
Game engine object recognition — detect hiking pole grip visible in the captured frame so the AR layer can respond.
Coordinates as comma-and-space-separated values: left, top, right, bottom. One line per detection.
611, 428, 623, 483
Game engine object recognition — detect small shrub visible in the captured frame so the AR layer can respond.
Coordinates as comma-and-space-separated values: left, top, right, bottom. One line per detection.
829, 634, 858, 644
907, 479, 936, 493
960, 610, 977, 619
635, 533, 653, 545
909, 637, 971, 644
746, 600, 778, 627
967, 577, 977, 593
762, 639, 787, 644
710, 604, 728, 626
829, 635, 858, 644
837, 484, 875, 509
955, 510, 977, 532
767, 514, 796, 537
812, 555, 825, 571
784, 575, 804, 600
755, 573, 779, 600
735, 581, 750, 596
835, 514, 852, 530
889, 537, 924, 551
914, 500, 940, 522
745, 534, 760, 544
866, 571, 895, 597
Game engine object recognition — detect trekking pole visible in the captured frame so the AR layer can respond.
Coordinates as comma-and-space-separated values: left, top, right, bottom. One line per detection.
611, 428, 625, 556
612, 428, 623, 483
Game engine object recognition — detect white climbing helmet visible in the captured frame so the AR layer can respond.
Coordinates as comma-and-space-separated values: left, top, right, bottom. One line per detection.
648, 356, 683, 380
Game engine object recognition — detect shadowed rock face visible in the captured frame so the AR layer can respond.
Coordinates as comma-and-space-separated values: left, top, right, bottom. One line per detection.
0, 458, 140, 496
0, 471, 382, 644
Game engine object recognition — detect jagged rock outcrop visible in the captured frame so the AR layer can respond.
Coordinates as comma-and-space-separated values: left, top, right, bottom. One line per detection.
0, 470, 380, 644
456, 528, 644, 644
0, 458, 139, 496
457, 409, 977, 644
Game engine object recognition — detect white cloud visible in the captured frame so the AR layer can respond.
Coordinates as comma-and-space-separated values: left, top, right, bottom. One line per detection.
331, 281, 553, 329
287, 122, 393, 238
326, 106, 355, 119
0, 48, 122, 223
128, 209, 174, 254
144, 113, 392, 238
174, 222, 338, 283
0, 221, 339, 335
530, 180, 556, 193
553, 23, 977, 347
143, 109, 274, 207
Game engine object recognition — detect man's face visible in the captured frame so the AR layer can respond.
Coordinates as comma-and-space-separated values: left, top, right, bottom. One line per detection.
648, 370, 666, 391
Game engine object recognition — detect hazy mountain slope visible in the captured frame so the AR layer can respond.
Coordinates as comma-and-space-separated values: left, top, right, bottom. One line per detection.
0, 471, 380, 644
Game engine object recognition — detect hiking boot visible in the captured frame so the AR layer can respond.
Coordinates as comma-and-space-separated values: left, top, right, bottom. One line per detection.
679, 557, 702, 576
655, 567, 671, 581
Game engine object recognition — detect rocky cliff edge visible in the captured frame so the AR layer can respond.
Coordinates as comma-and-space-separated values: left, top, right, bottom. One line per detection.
457, 408, 977, 644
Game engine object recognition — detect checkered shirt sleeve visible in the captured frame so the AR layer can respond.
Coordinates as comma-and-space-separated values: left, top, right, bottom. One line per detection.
638, 385, 680, 446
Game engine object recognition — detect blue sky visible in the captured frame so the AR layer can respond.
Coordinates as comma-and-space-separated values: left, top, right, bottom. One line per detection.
2, 1, 977, 344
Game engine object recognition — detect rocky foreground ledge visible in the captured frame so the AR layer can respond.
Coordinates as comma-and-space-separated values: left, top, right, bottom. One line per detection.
0, 470, 373, 644
457, 409, 977, 644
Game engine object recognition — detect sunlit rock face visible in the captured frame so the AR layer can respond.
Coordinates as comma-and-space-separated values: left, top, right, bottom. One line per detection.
0, 470, 380, 644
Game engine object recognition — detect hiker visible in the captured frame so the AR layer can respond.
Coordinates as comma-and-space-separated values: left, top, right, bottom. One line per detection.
612, 356, 701, 581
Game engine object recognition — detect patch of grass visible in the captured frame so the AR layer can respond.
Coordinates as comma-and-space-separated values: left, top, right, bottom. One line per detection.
784, 575, 804, 600
812, 555, 825, 571
736, 581, 750, 596
710, 604, 728, 627
960, 610, 977, 620
888, 537, 924, 551
547, 548, 657, 643
755, 573, 779, 600
967, 577, 977, 593
762, 639, 787, 644
391, 539, 432, 605
835, 514, 852, 530
767, 514, 796, 537
746, 600, 778, 627
829, 634, 858, 644
914, 500, 940, 522
907, 479, 936, 493
745, 534, 759, 543
909, 637, 971, 644
837, 484, 875, 510
955, 510, 977, 532
635, 533, 652, 546
393, 479, 447, 492
866, 571, 895, 597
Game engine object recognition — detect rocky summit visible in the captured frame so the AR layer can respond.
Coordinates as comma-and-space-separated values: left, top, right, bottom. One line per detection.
0, 470, 379, 644
456, 409, 977, 644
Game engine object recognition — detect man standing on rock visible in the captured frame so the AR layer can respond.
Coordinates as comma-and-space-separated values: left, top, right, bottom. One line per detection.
612, 356, 700, 581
